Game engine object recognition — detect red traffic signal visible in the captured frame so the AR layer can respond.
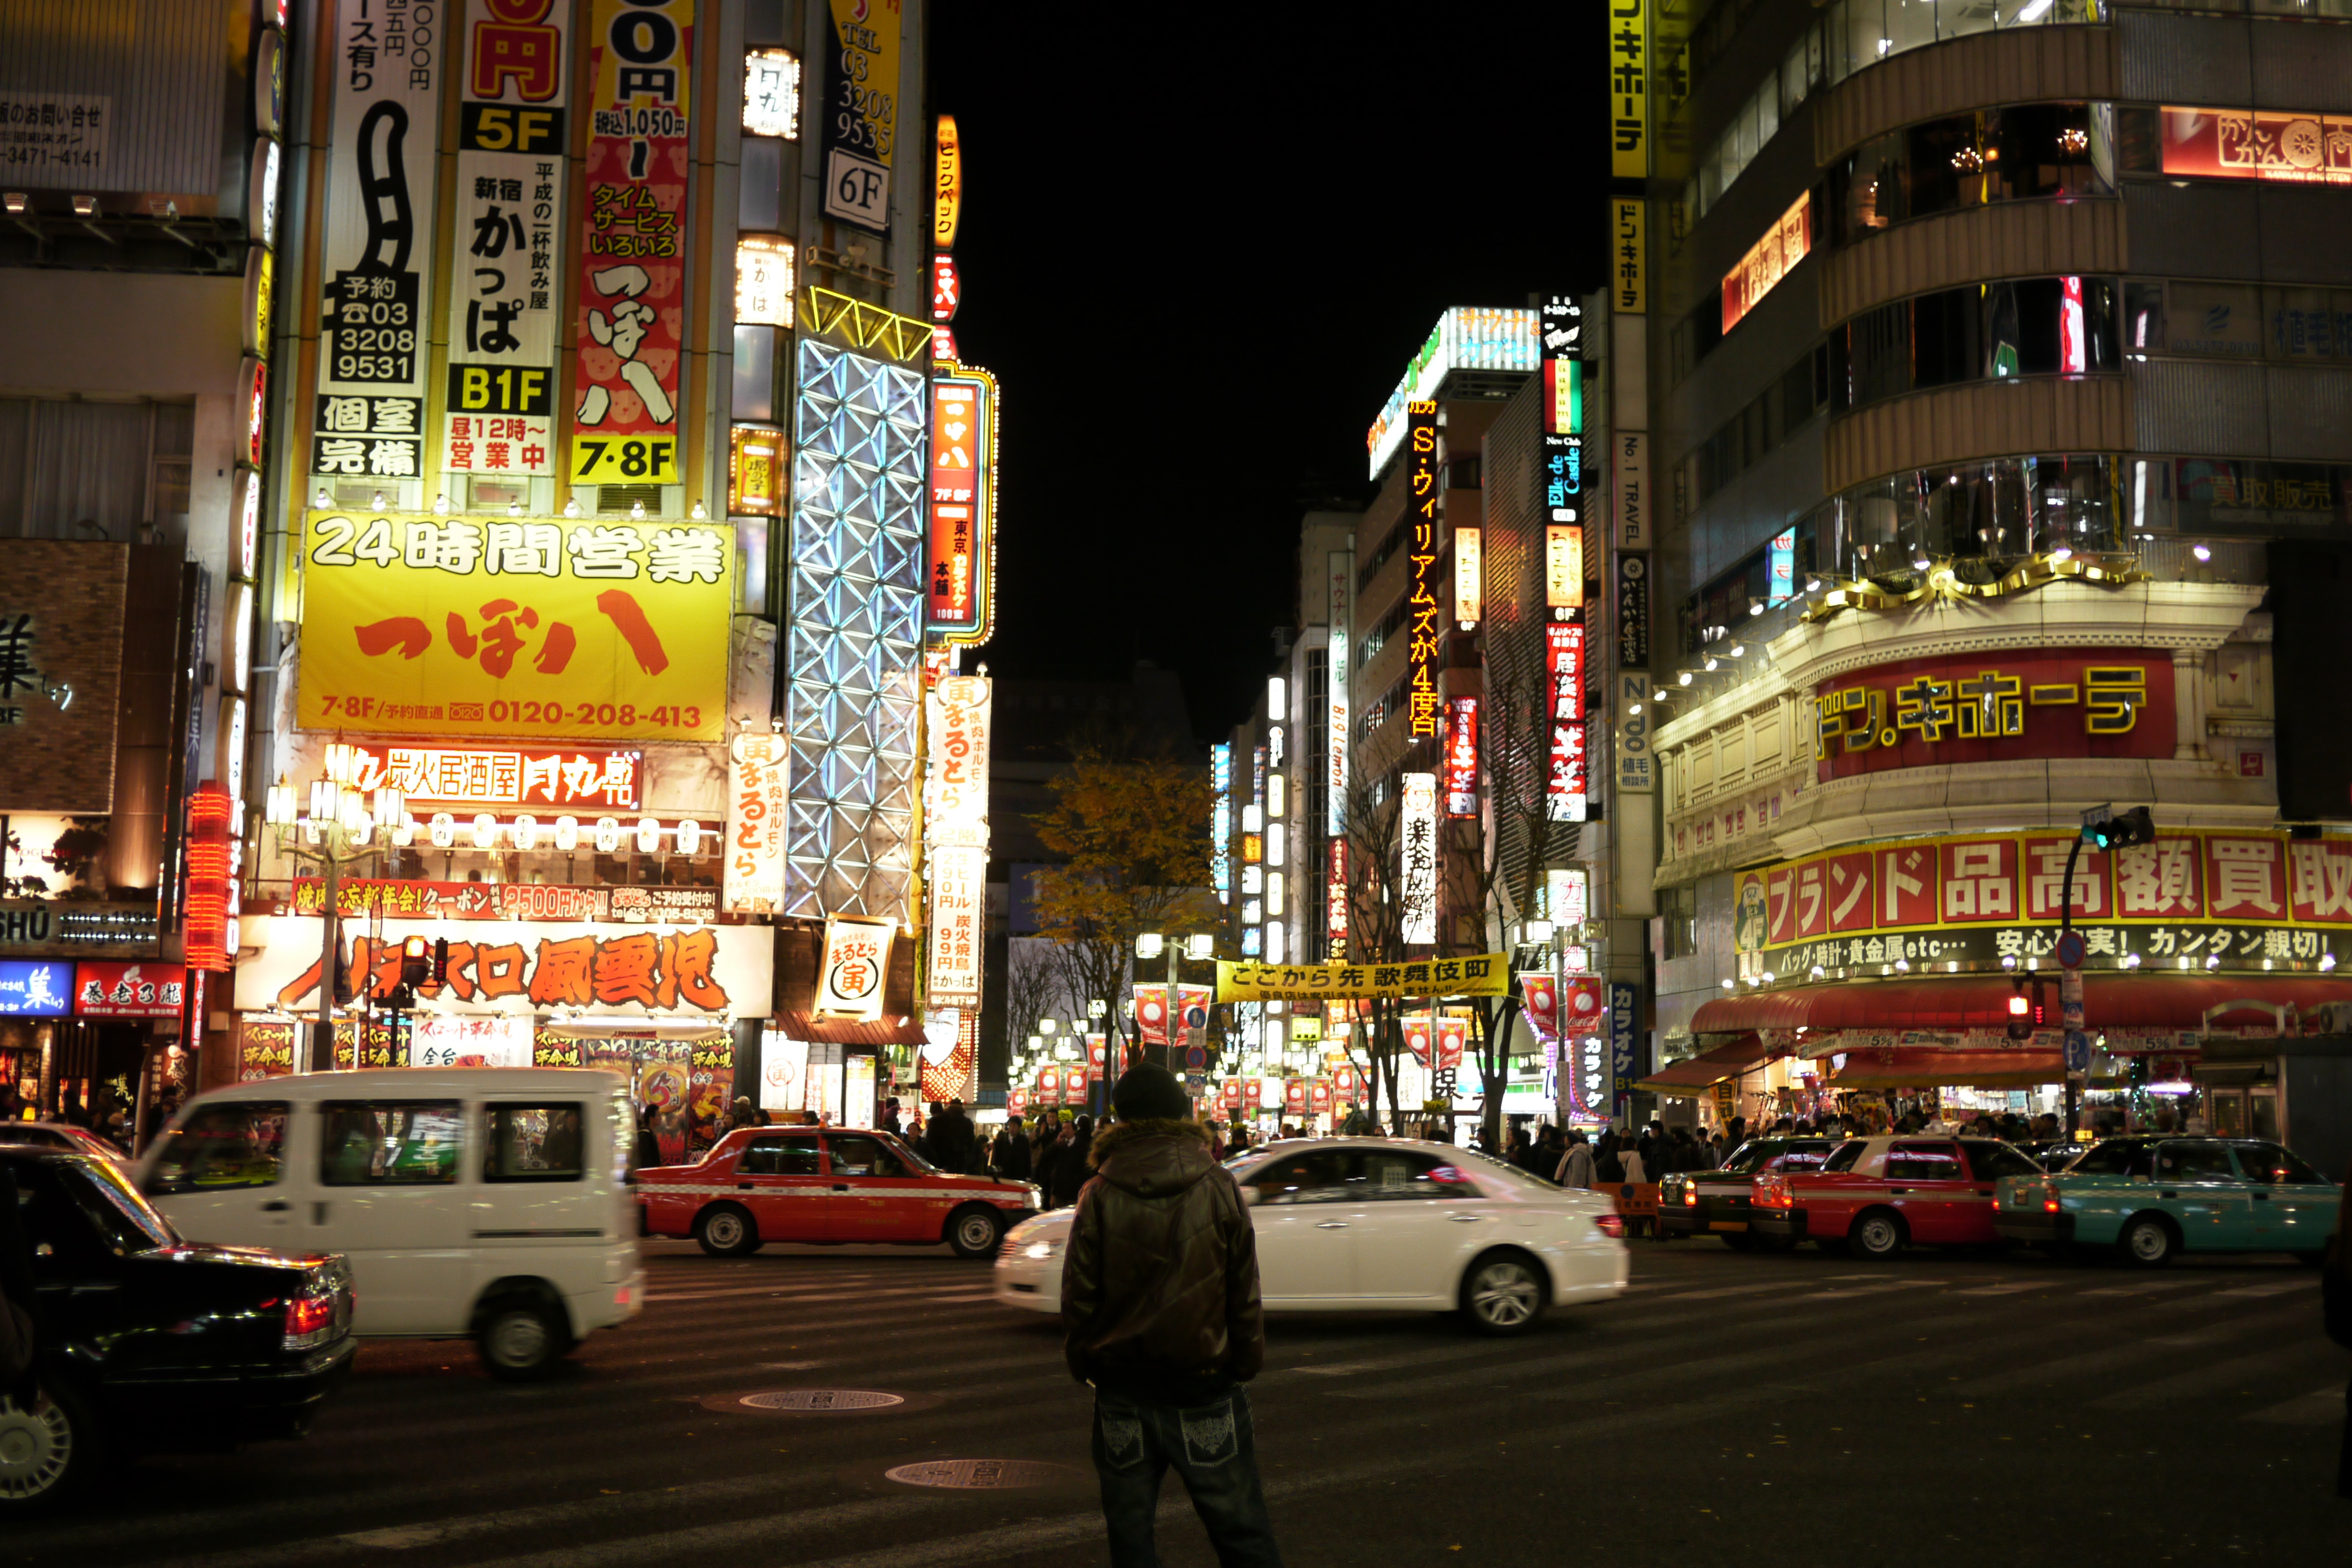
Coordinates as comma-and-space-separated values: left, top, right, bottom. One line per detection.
2006, 991, 2030, 1018
2007, 978, 2034, 1040
400, 934, 431, 989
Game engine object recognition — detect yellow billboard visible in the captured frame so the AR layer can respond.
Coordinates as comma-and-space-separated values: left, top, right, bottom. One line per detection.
296, 510, 729, 742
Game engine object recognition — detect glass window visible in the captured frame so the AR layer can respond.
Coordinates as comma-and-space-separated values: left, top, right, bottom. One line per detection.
2162, 281, 2262, 357
144, 1101, 288, 1194
1781, 40, 1810, 116
2063, 1139, 2141, 1177
1355, 1150, 1483, 1200
1886, 1142, 1965, 1180
1961, 1141, 2043, 1181
2155, 1142, 2234, 1181
1247, 1149, 1355, 1205
2232, 1143, 2324, 1186
485, 1104, 587, 1182
740, 1136, 824, 1175
2267, 287, 2346, 362
823, 1133, 908, 1178
320, 1102, 464, 1186
1823, 1140, 1866, 1173
1885, 0, 1938, 55
1779, 1142, 1839, 1171
1754, 85, 1778, 153
1723, 1140, 1785, 1175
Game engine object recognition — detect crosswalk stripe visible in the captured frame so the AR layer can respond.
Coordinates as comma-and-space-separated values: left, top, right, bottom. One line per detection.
2245, 1385, 2346, 1426
2091, 1341, 2343, 1408
2211, 1279, 2320, 1298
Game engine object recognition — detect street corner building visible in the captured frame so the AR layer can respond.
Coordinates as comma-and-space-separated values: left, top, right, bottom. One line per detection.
0, 0, 1005, 1142
1600, 0, 2352, 1174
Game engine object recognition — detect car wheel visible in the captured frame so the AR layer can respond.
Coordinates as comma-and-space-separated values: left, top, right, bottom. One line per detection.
946, 1204, 1002, 1260
477, 1297, 569, 1382
0, 1386, 97, 1512
693, 1203, 761, 1258
1848, 1210, 1905, 1260
2118, 1214, 2176, 1267
1460, 1252, 1546, 1337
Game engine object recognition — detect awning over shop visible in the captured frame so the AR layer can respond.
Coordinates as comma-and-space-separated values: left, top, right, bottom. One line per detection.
773, 1010, 929, 1048
1826, 1049, 2065, 1089
1633, 1032, 1777, 1095
1689, 975, 2352, 1036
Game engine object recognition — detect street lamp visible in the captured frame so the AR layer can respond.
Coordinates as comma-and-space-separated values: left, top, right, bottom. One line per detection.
264, 743, 410, 1071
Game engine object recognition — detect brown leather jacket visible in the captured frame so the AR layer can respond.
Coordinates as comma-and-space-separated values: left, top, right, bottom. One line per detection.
1061, 1118, 1264, 1404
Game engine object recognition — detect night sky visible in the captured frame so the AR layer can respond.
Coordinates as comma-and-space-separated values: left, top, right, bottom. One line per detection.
931, 0, 1610, 740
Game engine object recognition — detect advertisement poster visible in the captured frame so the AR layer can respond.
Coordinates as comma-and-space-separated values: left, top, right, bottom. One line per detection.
443, 0, 571, 479
316, 0, 444, 484
725, 733, 789, 913
925, 843, 985, 1008
815, 914, 893, 1019
821, 0, 900, 231
72, 962, 187, 1018
571, 0, 693, 487
2161, 105, 2352, 186
296, 510, 730, 741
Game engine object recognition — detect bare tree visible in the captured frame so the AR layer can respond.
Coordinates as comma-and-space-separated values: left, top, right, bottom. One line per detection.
1002, 940, 1065, 1054
1335, 771, 1411, 1133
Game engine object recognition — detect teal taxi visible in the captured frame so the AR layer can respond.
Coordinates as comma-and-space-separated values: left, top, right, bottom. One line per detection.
1992, 1137, 2341, 1266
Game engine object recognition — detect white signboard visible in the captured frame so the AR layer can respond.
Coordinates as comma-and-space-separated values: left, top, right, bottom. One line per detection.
926, 675, 991, 835
926, 843, 985, 1009
815, 914, 893, 1020
1327, 552, 1350, 836
440, 0, 570, 478
724, 733, 789, 913
316, 0, 445, 483
235, 916, 771, 1019
759, 1028, 808, 1112
1400, 771, 1438, 947
410, 1014, 534, 1068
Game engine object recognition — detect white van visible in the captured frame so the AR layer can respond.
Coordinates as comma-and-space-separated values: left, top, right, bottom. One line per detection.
134, 1068, 644, 1380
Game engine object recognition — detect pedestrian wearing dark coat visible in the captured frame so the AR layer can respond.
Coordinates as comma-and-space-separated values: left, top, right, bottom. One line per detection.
1051, 1116, 1094, 1209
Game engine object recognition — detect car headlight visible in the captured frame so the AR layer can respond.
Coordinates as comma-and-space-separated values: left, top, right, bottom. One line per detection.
1022, 1239, 1064, 1260
1025, 1184, 1043, 1207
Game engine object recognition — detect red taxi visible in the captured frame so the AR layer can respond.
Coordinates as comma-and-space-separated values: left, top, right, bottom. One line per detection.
637, 1126, 1039, 1260
1748, 1136, 2045, 1259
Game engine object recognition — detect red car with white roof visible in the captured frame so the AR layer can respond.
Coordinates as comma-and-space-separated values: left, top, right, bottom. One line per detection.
1747, 1135, 2045, 1259
636, 1125, 1039, 1260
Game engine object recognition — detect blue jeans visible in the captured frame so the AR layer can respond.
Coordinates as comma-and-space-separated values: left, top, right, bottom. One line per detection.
1091, 1387, 1283, 1568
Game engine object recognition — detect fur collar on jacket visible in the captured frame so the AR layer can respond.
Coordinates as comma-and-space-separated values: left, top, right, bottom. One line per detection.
1087, 1117, 1211, 1170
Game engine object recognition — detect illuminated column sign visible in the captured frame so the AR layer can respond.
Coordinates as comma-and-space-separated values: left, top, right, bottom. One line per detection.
1453, 526, 1481, 629
1327, 550, 1350, 836
1326, 837, 1348, 958
1406, 402, 1442, 741
1547, 624, 1588, 822
927, 367, 997, 643
443, 0, 570, 481
1443, 696, 1479, 818
924, 675, 990, 1009
1400, 771, 1438, 946
1211, 742, 1233, 903
785, 339, 929, 919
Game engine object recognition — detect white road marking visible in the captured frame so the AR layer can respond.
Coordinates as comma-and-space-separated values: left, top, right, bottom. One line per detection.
2245, 1386, 2346, 1426
2211, 1279, 2320, 1298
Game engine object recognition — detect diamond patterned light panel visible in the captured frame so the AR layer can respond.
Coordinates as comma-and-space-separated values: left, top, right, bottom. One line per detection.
787, 338, 929, 919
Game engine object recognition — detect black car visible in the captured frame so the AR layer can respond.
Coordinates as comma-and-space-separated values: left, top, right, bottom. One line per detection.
1656, 1138, 1843, 1247
0, 1149, 356, 1509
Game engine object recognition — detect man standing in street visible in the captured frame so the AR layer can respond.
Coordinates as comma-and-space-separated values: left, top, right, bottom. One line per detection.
1063, 1064, 1281, 1567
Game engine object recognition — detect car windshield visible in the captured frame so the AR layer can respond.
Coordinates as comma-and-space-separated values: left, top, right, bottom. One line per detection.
1721, 1140, 1781, 1175
2063, 1140, 2145, 1178
1822, 1141, 1867, 1173
883, 1134, 941, 1175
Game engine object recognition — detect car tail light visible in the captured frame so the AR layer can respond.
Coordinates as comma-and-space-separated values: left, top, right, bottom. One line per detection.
283, 1291, 338, 1351
1593, 1213, 1625, 1238
1757, 1175, 1791, 1210
2041, 1198, 2060, 1214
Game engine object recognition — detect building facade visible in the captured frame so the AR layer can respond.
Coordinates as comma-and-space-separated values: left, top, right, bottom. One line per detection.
1, 0, 1001, 1144
1619, 0, 2352, 1166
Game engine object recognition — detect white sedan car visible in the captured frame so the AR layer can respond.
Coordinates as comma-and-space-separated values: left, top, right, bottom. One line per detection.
995, 1138, 1628, 1335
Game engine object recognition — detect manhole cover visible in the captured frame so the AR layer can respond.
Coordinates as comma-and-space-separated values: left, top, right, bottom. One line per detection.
885, 1459, 1080, 1490
740, 1390, 905, 1412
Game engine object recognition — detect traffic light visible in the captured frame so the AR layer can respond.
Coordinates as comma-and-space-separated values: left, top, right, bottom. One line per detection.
400, 935, 431, 989
2083, 805, 2155, 852
2006, 981, 2032, 1040
431, 937, 450, 986
331, 938, 354, 1007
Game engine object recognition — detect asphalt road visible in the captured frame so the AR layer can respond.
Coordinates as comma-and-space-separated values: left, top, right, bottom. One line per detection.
22, 1234, 2351, 1567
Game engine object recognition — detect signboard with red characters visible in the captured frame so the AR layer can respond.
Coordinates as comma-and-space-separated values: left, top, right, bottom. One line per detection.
1815, 649, 2174, 783
1736, 828, 2352, 973
1444, 696, 1480, 818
